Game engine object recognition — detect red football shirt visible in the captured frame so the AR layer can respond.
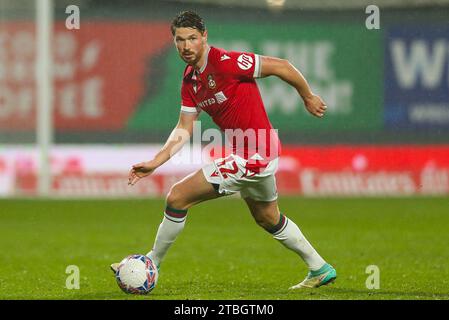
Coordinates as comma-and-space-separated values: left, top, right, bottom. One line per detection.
180, 46, 281, 168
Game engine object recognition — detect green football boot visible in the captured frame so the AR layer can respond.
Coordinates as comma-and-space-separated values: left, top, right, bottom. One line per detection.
289, 263, 337, 289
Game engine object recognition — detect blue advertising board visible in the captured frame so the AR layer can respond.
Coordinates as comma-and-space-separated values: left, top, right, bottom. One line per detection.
385, 26, 449, 129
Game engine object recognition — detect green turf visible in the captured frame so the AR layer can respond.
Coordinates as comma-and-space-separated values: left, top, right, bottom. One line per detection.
0, 197, 448, 300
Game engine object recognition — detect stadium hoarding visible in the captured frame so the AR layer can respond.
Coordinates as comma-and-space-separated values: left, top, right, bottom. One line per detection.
0, 21, 172, 132
278, 145, 449, 196
129, 23, 383, 133
1, 145, 448, 197
0, 21, 382, 136
0, 144, 204, 197
385, 25, 449, 129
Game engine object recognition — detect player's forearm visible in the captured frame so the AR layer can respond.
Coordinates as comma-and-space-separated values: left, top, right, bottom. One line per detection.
278, 60, 314, 100
151, 125, 192, 168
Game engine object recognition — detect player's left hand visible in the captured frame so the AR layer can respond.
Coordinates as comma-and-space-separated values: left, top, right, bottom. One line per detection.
303, 94, 327, 118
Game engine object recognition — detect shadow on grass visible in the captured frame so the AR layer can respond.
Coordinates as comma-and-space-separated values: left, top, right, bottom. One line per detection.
72, 288, 449, 300
13, 283, 446, 300
318, 287, 449, 300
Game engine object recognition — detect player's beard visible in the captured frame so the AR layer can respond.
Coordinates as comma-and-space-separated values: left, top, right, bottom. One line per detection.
181, 51, 199, 65
181, 43, 207, 67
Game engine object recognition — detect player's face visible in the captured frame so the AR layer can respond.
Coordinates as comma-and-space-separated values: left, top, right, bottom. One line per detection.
174, 27, 207, 66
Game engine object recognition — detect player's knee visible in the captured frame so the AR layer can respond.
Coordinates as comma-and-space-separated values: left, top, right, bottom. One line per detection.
166, 184, 189, 210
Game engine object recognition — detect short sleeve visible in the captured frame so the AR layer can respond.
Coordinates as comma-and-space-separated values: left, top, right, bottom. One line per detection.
220, 51, 261, 80
180, 81, 199, 114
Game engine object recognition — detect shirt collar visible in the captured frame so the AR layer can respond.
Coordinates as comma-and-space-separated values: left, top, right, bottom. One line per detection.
183, 46, 211, 80
199, 46, 211, 74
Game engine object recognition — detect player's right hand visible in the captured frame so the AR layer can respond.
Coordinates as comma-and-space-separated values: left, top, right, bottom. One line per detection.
303, 94, 327, 118
128, 161, 157, 186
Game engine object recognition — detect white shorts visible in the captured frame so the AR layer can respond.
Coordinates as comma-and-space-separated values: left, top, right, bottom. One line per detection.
202, 154, 279, 202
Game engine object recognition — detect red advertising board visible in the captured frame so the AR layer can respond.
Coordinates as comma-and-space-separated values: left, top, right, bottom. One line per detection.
277, 145, 449, 196
2, 145, 449, 197
0, 22, 171, 131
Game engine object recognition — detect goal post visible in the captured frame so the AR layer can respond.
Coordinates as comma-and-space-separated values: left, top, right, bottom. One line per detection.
36, 0, 54, 197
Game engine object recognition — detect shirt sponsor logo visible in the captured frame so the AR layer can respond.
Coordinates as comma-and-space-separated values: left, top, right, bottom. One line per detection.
237, 54, 253, 70
196, 92, 227, 109
214, 91, 228, 104
197, 98, 216, 109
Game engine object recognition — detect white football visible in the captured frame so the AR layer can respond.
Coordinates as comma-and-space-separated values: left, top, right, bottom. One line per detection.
115, 254, 158, 295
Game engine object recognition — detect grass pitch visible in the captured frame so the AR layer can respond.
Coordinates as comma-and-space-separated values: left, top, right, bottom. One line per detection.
0, 197, 448, 300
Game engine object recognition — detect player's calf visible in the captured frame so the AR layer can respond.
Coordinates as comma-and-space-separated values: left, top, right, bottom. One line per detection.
252, 210, 281, 232
245, 197, 281, 231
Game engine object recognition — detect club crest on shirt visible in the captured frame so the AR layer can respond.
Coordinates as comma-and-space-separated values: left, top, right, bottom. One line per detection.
207, 74, 216, 89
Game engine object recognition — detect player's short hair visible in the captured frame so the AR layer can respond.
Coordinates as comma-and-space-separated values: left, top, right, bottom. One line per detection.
171, 10, 206, 36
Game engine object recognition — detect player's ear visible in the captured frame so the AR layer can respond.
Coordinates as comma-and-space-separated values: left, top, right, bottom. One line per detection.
202, 30, 208, 43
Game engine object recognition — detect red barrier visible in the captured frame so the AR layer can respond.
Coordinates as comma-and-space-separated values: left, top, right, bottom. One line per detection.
0, 22, 171, 131
7, 145, 449, 197
277, 145, 449, 196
